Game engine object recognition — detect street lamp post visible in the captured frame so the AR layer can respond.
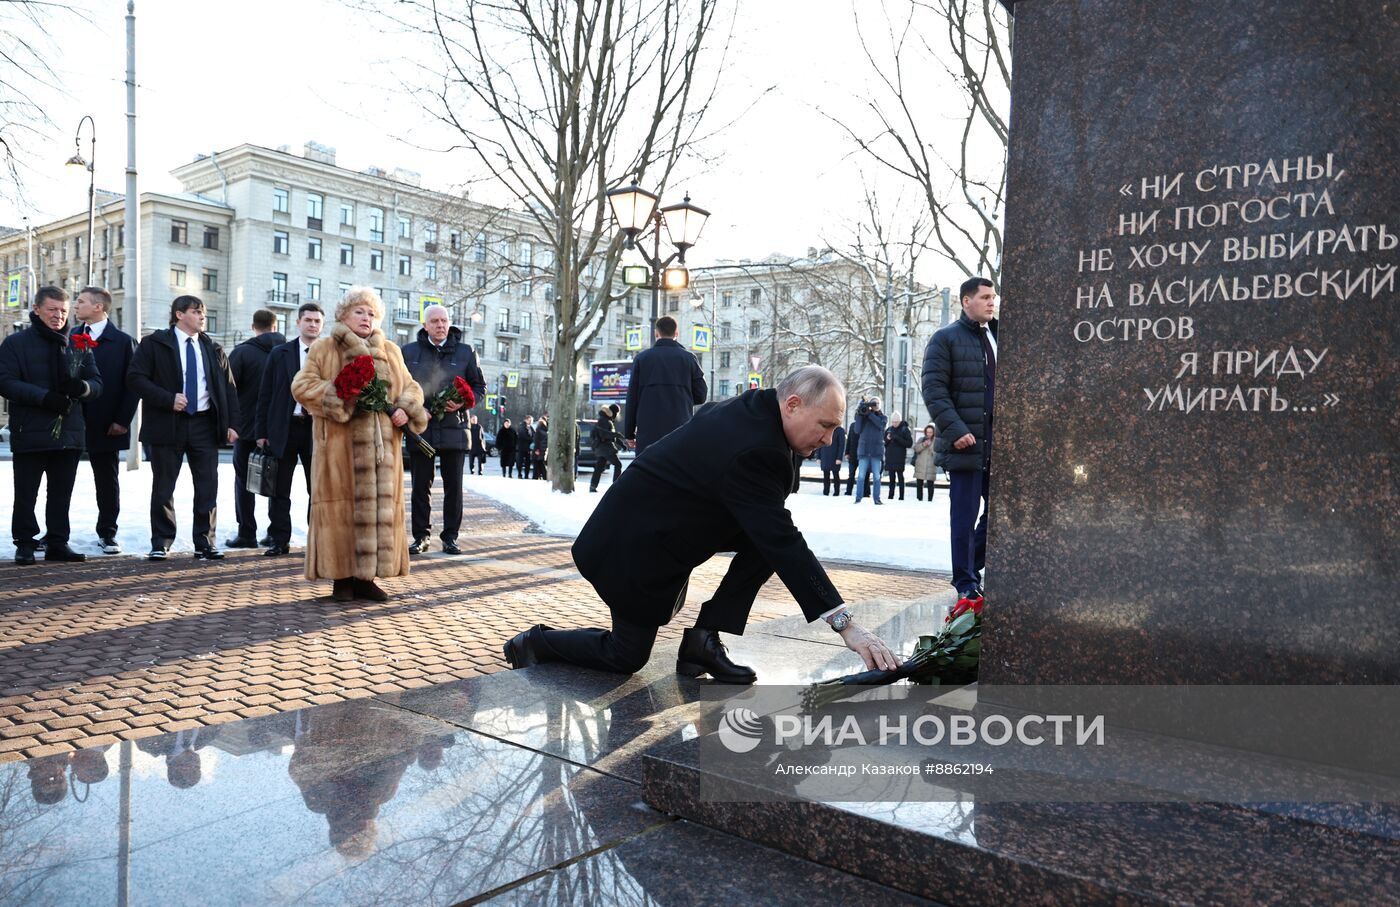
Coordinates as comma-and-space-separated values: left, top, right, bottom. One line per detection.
606, 179, 710, 326
66, 116, 97, 286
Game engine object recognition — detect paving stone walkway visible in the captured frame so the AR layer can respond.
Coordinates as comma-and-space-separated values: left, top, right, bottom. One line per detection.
0, 481, 943, 763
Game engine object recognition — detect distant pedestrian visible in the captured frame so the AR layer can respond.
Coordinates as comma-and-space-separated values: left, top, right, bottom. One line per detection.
226, 308, 285, 549
843, 417, 861, 495
127, 295, 239, 561
851, 397, 887, 505
883, 412, 913, 500
922, 276, 998, 607
254, 302, 324, 557
0, 286, 103, 564
71, 286, 138, 554
533, 414, 549, 480
912, 423, 939, 502
623, 315, 707, 454
589, 404, 624, 492
817, 422, 845, 495
497, 418, 517, 476
468, 415, 487, 474
516, 415, 536, 479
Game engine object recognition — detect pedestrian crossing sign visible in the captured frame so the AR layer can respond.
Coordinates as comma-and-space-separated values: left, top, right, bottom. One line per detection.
625, 326, 642, 351
506, 371, 519, 388
485, 394, 497, 413
748, 372, 762, 389
5, 274, 19, 308
418, 295, 444, 322
691, 325, 711, 352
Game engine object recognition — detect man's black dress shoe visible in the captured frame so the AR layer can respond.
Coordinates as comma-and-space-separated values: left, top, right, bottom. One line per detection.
441, 540, 462, 555
408, 537, 430, 555
675, 628, 757, 684
503, 625, 555, 669
44, 543, 87, 562
224, 535, 258, 549
258, 536, 273, 547
263, 544, 290, 557
14, 548, 36, 566
147, 547, 169, 561
193, 548, 225, 560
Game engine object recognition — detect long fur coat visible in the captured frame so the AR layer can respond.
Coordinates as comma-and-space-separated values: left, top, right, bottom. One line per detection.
291, 323, 429, 581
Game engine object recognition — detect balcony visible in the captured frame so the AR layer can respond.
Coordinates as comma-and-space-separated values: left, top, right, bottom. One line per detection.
307, 217, 323, 232
495, 323, 521, 337
266, 290, 300, 305
589, 335, 604, 348
424, 241, 438, 254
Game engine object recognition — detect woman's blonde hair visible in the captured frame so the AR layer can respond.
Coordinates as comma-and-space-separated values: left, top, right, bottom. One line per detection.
336, 286, 385, 323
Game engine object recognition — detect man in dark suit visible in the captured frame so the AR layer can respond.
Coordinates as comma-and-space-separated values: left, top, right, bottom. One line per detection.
71, 286, 138, 554
0, 287, 102, 564
127, 295, 239, 561
503, 366, 900, 682
623, 315, 707, 454
255, 302, 324, 557
225, 308, 285, 548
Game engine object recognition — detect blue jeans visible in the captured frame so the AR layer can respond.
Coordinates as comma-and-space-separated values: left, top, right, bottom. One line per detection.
853, 457, 883, 503
948, 468, 990, 595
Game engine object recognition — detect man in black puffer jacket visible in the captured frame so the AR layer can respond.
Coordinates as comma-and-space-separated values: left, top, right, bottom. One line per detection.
922, 277, 998, 604
225, 309, 285, 548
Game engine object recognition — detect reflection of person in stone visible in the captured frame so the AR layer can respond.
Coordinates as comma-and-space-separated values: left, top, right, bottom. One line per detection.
136, 726, 219, 789
922, 276, 998, 609
27, 753, 71, 805
503, 366, 901, 683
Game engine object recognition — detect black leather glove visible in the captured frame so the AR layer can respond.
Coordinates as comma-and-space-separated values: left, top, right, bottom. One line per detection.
61, 377, 88, 398
43, 391, 72, 413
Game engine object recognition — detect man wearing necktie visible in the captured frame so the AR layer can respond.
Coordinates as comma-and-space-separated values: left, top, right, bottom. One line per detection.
256, 303, 325, 556
127, 296, 240, 560
921, 277, 999, 610
71, 286, 138, 555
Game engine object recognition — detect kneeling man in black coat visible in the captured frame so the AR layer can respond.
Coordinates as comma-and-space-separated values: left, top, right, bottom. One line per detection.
503, 366, 900, 683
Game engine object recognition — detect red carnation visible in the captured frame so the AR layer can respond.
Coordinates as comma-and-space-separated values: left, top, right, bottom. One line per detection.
70, 333, 98, 352
334, 355, 377, 401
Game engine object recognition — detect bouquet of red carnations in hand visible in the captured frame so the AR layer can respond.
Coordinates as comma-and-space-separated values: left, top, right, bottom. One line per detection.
51, 332, 98, 439
428, 375, 476, 421
333, 355, 435, 457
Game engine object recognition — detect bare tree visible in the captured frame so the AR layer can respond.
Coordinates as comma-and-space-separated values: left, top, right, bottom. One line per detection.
830, 0, 1010, 283
359, 0, 729, 491
0, 2, 87, 207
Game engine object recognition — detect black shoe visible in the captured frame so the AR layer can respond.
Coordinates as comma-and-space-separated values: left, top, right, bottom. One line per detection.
35, 539, 47, 553
332, 578, 354, 602
224, 535, 258, 549
441, 540, 462, 555
503, 624, 555, 669
352, 578, 389, 601
263, 544, 290, 557
193, 548, 225, 560
258, 535, 273, 547
44, 543, 87, 562
147, 547, 170, 561
99, 537, 122, 554
14, 548, 36, 566
408, 537, 430, 555
676, 628, 757, 684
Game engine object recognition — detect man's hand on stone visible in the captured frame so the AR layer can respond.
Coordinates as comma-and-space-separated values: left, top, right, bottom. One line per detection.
953, 433, 976, 450
838, 623, 901, 671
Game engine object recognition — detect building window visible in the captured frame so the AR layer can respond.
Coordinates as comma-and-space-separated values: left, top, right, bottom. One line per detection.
396, 290, 412, 321
719, 379, 731, 396
170, 264, 186, 287
338, 281, 352, 295
339, 202, 355, 227
368, 207, 384, 242
114, 267, 123, 290
749, 319, 761, 336
273, 187, 289, 213
398, 254, 411, 277
425, 222, 438, 243
306, 277, 321, 301
425, 260, 437, 280
74, 236, 83, 260
476, 270, 487, 289
203, 227, 219, 250
521, 311, 532, 331
273, 231, 290, 255
720, 321, 732, 341
496, 340, 510, 362
398, 215, 411, 240
272, 272, 288, 298
369, 248, 384, 271
308, 237, 322, 260
497, 308, 511, 330
202, 269, 218, 292
750, 288, 761, 306
720, 351, 731, 368
473, 233, 487, 262
170, 220, 188, 244
340, 243, 354, 266
520, 376, 530, 397
721, 291, 733, 308
451, 265, 462, 285
521, 344, 530, 363
205, 313, 218, 334
666, 294, 680, 313
306, 192, 323, 230
450, 231, 461, 252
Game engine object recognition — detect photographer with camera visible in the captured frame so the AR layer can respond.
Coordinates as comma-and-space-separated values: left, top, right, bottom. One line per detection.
851, 396, 888, 505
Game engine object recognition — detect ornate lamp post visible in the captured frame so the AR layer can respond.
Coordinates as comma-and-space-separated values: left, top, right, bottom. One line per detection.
66, 116, 97, 286
606, 178, 710, 326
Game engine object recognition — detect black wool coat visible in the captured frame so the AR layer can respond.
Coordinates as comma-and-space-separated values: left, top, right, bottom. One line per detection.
572, 388, 843, 626
400, 327, 487, 452
884, 422, 914, 470
72, 322, 138, 453
496, 425, 517, 462
228, 331, 285, 438
515, 424, 536, 463
0, 314, 103, 453
254, 339, 308, 459
590, 414, 624, 455
818, 426, 846, 470
623, 337, 707, 453
127, 328, 239, 444
921, 313, 996, 472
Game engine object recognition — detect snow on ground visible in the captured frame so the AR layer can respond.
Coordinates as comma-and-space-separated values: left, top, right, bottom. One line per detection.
0, 459, 951, 574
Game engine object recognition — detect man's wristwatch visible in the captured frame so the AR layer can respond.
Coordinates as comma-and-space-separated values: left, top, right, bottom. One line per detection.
828, 608, 853, 632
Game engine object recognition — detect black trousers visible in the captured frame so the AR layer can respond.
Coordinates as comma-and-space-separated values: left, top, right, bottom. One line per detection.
88, 450, 122, 539
149, 412, 221, 550
915, 478, 938, 501
501, 454, 515, 477
589, 449, 621, 491
231, 437, 262, 540
821, 467, 841, 495
538, 535, 773, 674
516, 451, 532, 479
533, 455, 547, 480
469, 450, 487, 474
843, 456, 858, 494
13, 449, 80, 548
268, 418, 313, 546
887, 466, 906, 499
410, 447, 466, 542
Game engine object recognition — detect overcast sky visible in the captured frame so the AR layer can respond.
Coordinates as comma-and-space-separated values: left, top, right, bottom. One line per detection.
4, 0, 977, 286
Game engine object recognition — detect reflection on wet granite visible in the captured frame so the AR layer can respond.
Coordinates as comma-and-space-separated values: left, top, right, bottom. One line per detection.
0, 699, 668, 906
485, 820, 940, 906
751, 595, 956, 652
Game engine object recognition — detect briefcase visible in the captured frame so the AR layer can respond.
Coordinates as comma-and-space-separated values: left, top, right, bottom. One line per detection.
247, 448, 279, 497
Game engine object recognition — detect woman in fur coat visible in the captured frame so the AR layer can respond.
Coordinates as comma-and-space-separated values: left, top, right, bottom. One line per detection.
291, 288, 429, 601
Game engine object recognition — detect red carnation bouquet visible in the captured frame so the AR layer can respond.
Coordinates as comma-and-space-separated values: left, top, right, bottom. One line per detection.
332, 354, 436, 457
428, 375, 476, 422
51, 331, 98, 439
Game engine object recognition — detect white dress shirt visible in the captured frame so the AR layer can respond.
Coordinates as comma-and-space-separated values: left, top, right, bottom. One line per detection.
293, 342, 311, 416
174, 324, 212, 413
84, 318, 109, 342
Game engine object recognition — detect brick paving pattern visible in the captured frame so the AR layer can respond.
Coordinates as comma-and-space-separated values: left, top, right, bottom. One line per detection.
0, 480, 942, 762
